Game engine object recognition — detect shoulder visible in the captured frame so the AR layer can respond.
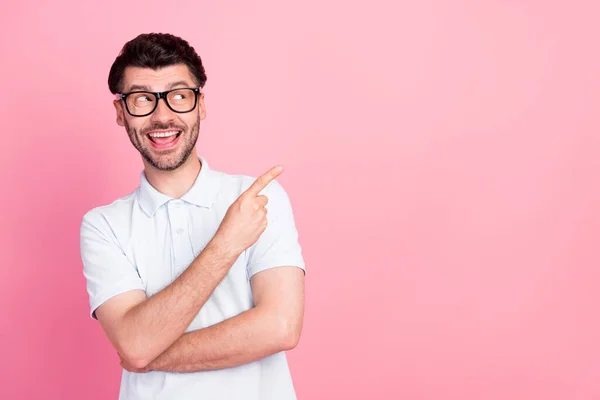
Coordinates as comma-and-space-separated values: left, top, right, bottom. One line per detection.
80, 191, 137, 235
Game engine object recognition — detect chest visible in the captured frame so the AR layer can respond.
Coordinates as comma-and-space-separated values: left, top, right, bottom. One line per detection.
126, 202, 254, 329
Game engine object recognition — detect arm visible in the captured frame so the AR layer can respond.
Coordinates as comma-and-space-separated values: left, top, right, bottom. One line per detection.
141, 266, 305, 373
125, 178, 307, 373
87, 166, 285, 370
95, 241, 236, 369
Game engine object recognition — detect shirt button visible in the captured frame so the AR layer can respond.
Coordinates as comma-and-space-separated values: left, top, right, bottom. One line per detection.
176, 228, 184, 235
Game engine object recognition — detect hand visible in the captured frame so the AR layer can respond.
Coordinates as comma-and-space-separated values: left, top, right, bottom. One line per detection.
119, 353, 150, 374
213, 166, 283, 257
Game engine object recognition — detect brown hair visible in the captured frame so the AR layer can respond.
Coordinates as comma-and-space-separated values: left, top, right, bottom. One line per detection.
108, 33, 207, 94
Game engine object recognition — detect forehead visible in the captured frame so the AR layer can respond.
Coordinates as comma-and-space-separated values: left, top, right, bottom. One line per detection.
122, 64, 196, 91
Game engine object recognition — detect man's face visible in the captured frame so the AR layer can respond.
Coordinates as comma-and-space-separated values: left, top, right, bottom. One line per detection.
114, 64, 206, 171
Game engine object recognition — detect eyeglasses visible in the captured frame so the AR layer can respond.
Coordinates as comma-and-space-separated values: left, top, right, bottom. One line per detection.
116, 87, 201, 117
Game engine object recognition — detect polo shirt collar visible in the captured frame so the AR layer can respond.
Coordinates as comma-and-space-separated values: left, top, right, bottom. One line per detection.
138, 156, 220, 217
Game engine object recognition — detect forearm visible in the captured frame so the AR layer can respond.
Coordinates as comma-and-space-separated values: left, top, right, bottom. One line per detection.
147, 306, 297, 373
119, 241, 238, 366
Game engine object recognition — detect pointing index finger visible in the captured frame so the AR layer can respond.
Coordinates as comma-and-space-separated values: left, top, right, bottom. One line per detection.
246, 166, 283, 196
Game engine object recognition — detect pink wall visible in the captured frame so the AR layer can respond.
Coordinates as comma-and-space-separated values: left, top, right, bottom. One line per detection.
1, 1, 600, 398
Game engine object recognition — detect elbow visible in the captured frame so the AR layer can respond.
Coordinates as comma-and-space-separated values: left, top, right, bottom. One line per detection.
279, 319, 302, 351
281, 332, 300, 351
117, 342, 153, 370
127, 355, 152, 370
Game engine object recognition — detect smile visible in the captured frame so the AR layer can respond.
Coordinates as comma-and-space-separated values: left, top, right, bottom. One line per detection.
146, 130, 182, 148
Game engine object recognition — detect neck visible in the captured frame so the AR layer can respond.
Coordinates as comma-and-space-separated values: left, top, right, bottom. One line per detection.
143, 153, 201, 199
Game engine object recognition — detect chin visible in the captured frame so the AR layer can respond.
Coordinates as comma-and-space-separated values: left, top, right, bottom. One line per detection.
148, 152, 191, 171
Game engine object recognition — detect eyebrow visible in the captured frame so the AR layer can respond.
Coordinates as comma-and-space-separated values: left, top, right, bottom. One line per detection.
127, 84, 151, 92
126, 80, 193, 93
166, 80, 193, 90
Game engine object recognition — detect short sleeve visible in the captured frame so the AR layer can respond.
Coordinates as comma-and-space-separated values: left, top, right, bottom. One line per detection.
80, 210, 145, 319
246, 180, 306, 278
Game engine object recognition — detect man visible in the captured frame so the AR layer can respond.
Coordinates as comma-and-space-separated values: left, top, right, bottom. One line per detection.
79, 33, 306, 400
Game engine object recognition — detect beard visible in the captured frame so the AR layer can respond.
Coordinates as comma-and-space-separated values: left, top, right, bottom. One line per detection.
124, 115, 200, 171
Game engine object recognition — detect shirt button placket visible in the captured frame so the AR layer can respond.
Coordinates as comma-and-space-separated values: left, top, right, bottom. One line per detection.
169, 200, 189, 278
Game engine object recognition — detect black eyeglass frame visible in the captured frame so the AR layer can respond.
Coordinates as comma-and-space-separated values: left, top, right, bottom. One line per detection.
115, 87, 201, 117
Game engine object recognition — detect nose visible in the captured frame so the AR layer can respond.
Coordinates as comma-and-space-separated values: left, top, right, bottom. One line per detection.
150, 97, 175, 123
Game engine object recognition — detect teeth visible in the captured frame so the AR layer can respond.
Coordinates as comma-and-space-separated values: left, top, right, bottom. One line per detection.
149, 131, 179, 138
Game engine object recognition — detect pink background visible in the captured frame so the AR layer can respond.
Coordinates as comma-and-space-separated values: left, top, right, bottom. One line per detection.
1, 1, 600, 399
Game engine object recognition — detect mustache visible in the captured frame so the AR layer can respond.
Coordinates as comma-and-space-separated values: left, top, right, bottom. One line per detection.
141, 124, 186, 135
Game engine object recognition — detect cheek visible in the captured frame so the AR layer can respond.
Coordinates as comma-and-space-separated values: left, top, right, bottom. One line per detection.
181, 115, 198, 130
128, 118, 151, 134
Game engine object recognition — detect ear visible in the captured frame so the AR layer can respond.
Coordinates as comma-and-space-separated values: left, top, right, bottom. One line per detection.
113, 100, 125, 127
198, 93, 207, 120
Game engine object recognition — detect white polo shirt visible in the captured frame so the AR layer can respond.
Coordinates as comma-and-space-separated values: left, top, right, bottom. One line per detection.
79, 156, 305, 400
